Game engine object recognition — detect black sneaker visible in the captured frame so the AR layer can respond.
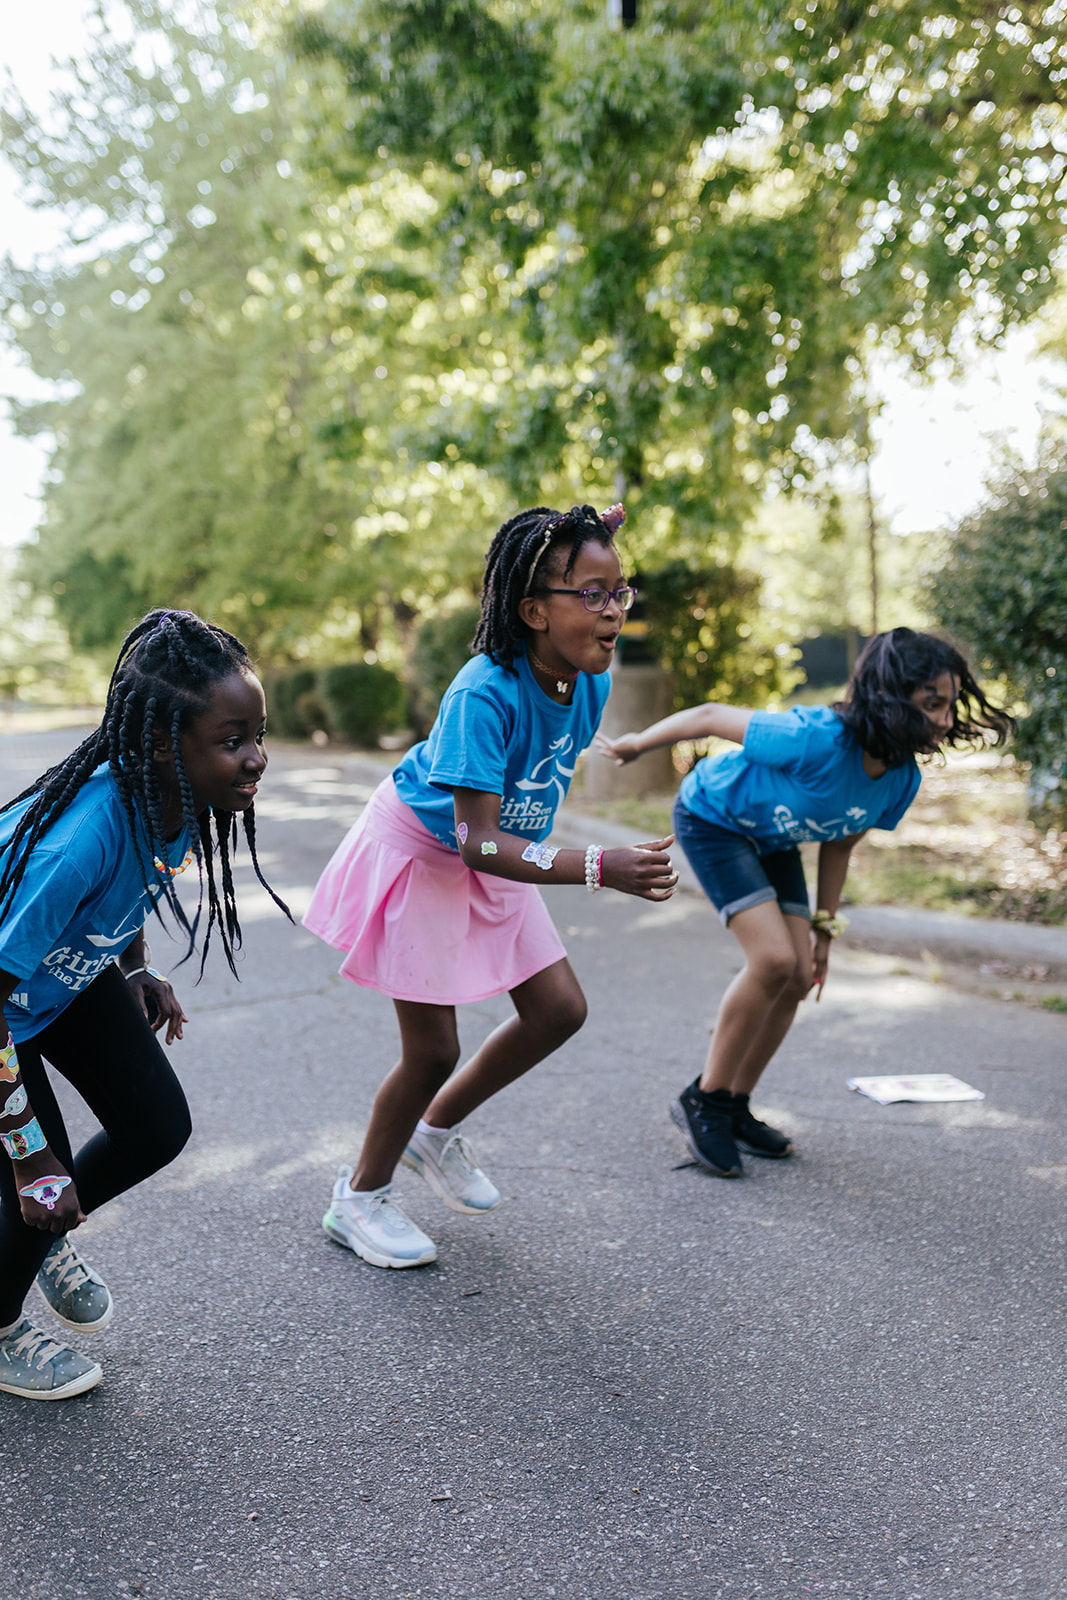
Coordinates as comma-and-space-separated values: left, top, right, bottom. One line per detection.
731, 1093, 793, 1159
670, 1080, 743, 1178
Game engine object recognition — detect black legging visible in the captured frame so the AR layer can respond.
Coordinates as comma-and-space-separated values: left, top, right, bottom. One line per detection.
0, 963, 191, 1326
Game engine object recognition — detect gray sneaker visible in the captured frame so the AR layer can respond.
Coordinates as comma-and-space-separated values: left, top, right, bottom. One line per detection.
36, 1236, 113, 1333
401, 1125, 501, 1214
322, 1165, 437, 1269
0, 1319, 103, 1400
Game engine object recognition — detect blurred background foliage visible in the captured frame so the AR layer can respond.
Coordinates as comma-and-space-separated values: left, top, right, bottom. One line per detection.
2, 0, 1067, 730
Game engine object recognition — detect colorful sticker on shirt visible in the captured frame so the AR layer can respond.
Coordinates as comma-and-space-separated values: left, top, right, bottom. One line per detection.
18, 1175, 71, 1211
480, 841, 498, 856
0, 1039, 19, 1084
457, 822, 468, 844
1, 1118, 47, 1160
2, 1085, 27, 1120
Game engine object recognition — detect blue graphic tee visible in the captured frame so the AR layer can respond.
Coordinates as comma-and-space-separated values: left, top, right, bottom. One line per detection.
679, 704, 920, 851
0, 765, 191, 1042
393, 652, 612, 847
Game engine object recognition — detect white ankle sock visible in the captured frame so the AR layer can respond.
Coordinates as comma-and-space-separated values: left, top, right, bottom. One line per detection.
417, 1118, 451, 1139
0, 1318, 22, 1338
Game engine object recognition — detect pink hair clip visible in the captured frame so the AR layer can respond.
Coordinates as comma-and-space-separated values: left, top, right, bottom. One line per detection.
600, 504, 626, 533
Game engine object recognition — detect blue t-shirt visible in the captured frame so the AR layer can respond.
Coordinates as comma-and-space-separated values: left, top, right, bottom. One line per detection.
0, 765, 191, 1042
679, 704, 920, 851
393, 652, 612, 847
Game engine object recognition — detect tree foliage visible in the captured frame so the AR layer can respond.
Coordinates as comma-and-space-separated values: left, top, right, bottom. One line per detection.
930, 452, 1067, 802
3, 0, 1067, 680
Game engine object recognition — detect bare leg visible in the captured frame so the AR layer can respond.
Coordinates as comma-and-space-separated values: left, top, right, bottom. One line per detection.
426, 957, 587, 1130
700, 904, 812, 1095
351, 1001, 460, 1192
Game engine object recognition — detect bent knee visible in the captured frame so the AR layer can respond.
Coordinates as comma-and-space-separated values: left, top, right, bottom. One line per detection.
549, 987, 588, 1044
782, 969, 813, 1004
751, 949, 799, 992
131, 1105, 192, 1178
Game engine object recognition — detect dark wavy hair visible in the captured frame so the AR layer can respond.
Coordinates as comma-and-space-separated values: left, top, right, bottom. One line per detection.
472, 503, 621, 672
0, 609, 290, 975
835, 628, 1015, 768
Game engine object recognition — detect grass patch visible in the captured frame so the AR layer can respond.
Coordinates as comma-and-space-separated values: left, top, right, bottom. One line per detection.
837, 750, 1067, 925
579, 796, 676, 839
1042, 995, 1067, 1013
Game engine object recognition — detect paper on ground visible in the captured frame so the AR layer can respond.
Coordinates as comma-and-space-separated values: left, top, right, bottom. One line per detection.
847, 1074, 985, 1105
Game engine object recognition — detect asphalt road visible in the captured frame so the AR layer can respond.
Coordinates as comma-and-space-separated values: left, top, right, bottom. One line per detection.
3, 730, 1066, 1600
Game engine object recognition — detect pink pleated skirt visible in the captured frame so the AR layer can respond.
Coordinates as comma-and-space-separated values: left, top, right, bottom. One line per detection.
303, 777, 567, 1005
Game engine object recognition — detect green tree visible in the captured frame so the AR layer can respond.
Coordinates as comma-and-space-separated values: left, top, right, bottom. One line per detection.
2, 0, 500, 662
929, 451, 1067, 805
294, 0, 1067, 520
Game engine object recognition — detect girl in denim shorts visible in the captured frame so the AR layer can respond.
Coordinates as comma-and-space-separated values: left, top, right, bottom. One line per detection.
595, 629, 1014, 1179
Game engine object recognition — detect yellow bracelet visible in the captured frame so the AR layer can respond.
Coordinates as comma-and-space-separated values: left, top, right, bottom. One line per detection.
811, 910, 849, 938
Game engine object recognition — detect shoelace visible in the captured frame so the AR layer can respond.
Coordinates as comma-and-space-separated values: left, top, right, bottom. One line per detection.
10, 1324, 67, 1370
41, 1239, 90, 1293
438, 1133, 477, 1178
357, 1190, 405, 1223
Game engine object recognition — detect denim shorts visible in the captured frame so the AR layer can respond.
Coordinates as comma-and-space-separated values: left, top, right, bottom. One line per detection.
672, 797, 811, 927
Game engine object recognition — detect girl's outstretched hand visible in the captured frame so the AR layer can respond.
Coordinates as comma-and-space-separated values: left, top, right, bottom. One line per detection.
593, 731, 643, 766
128, 972, 189, 1044
601, 836, 679, 901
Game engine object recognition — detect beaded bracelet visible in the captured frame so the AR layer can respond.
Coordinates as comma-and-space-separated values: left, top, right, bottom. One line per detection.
811, 910, 849, 939
584, 843, 605, 893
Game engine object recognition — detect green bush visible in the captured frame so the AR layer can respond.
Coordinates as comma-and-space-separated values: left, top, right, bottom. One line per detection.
929, 453, 1065, 813
318, 661, 407, 746
408, 605, 481, 735
263, 667, 319, 738
632, 559, 795, 710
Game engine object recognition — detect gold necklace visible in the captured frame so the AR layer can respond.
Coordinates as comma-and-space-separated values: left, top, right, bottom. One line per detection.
528, 648, 580, 697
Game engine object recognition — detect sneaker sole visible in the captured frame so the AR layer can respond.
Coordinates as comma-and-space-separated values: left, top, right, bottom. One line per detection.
0, 1361, 103, 1400
734, 1135, 793, 1159
399, 1149, 501, 1216
34, 1283, 114, 1335
322, 1214, 436, 1270
669, 1099, 743, 1179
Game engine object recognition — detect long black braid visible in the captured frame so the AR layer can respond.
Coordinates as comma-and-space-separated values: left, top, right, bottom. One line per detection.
0, 608, 291, 977
472, 503, 621, 672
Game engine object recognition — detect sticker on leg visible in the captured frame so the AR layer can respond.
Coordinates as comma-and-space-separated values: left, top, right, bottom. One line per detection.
480, 841, 498, 856
457, 822, 468, 844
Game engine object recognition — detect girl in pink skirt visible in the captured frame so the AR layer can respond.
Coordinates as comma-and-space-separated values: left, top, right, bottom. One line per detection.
304, 503, 678, 1268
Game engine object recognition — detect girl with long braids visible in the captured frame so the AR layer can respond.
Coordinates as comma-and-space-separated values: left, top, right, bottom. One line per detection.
305, 503, 678, 1269
596, 629, 1015, 1179
0, 609, 288, 1399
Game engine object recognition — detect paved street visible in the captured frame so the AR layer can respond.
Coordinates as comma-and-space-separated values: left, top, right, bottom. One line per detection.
4, 730, 1067, 1600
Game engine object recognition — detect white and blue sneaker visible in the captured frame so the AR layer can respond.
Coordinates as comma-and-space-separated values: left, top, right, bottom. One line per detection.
322, 1166, 436, 1269
0, 1319, 102, 1400
401, 1122, 501, 1215
36, 1236, 113, 1333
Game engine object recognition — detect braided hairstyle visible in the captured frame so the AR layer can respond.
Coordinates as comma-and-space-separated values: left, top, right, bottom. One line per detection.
836, 627, 1016, 768
472, 503, 624, 672
0, 608, 290, 976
